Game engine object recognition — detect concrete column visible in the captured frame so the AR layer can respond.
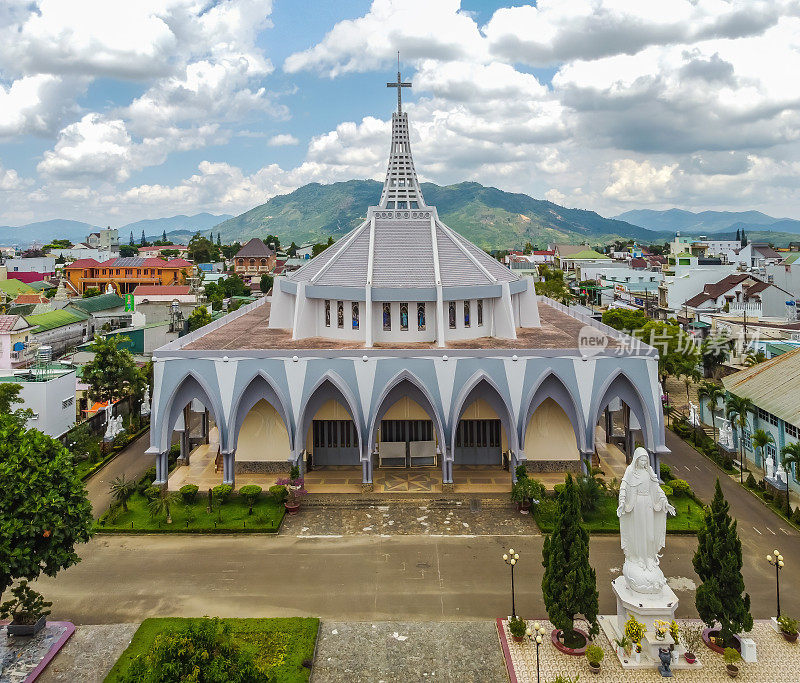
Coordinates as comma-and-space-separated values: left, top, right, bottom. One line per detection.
154, 451, 168, 485
203, 409, 210, 444
222, 452, 235, 487
361, 458, 373, 484
604, 408, 612, 443
510, 451, 519, 483
650, 450, 661, 481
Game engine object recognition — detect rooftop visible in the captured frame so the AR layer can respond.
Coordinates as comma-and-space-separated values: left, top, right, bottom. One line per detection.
235, 238, 274, 258
67, 292, 125, 313
133, 285, 192, 296
25, 309, 89, 333
177, 297, 626, 353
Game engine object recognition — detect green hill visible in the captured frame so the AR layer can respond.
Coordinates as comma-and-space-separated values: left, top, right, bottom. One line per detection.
213, 180, 663, 249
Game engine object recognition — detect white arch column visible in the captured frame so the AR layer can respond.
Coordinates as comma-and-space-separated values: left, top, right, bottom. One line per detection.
222, 451, 235, 487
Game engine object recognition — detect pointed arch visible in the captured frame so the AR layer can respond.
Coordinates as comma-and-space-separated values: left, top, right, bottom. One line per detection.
297, 371, 363, 456
228, 371, 293, 455
520, 370, 586, 453
367, 370, 446, 455
590, 369, 657, 451
157, 370, 224, 453
450, 370, 518, 454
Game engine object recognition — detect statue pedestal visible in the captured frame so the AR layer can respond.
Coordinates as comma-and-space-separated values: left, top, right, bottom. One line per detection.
612, 576, 678, 636
765, 476, 789, 509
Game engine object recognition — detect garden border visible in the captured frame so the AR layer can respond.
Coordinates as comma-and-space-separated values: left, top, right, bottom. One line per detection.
80, 424, 151, 481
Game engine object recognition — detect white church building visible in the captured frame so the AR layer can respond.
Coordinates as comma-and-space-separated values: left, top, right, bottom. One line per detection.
147, 71, 668, 492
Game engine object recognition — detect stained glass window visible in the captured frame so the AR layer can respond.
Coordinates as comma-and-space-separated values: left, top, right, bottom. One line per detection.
464, 301, 470, 327
417, 303, 426, 331
337, 301, 344, 328
324, 300, 330, 327
448, 301, 456, 329
383, 303, 391, 330
477, 300, 483, 326
352, 302, 359, 329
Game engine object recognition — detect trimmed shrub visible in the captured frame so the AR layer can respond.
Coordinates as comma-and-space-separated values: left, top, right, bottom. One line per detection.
763, 490, 773, 502
211, 484, 233, 504
660, 463, 673, 481
660, 484, 674, 497
139, 466, 156, 489
269, 484, 288, 503
721, 456, 734, 471
791, 507, 800, 526
239, 485, 262, 507
745, 473, 757, 489
143, 486, 161, 501
758, 479, 766, 490
179, 484, 199, 504
670, 479, 692, 497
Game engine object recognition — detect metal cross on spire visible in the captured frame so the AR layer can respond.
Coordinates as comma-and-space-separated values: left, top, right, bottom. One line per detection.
387, 51, 411, 114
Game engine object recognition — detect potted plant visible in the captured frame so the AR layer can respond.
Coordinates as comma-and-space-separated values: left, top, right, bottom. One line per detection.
511, 479, 531, 511
508, 616, 527, 643
777, 616, 799, 643
613, 635, 631, 658
724, 647, 741, 678
585, 643, 604, 674
653, 619, 669, 640
0, 581, 52, 636
277, 475, 307, 514
681, 623, 702, 664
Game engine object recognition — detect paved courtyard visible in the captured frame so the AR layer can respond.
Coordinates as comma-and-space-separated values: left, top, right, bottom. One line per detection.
281, 498, 537, 536
501, 618, 800, 682
312, 620, 508, 683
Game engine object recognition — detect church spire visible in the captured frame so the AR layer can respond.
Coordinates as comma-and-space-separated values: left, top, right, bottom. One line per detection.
378, 55, 426, 210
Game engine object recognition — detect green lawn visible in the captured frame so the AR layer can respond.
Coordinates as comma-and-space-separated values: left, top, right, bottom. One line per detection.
105, 617, 319, 682
97, 491, 285, 532
533, 493, 705, 533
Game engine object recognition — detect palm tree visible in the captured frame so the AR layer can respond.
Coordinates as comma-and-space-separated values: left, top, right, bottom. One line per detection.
744, 350, 767, 367
780, 443, 800, 519
726, 395, 754, 483
148, 489, 179, 524
109, 475, 136, 512
698, 381, 725, 441
751, 429, 775, 471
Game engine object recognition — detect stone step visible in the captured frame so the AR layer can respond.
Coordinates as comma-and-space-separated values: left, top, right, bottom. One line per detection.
303, 495, 513, 509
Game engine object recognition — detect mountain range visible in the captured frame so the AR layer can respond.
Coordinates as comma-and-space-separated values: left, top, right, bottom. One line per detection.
0, 213, 231, 248
616, 208, 800, 236
213, 180, 662, 249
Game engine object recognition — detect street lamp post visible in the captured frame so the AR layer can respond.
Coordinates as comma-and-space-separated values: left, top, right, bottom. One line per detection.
767, 549, 785, 618
526, 622, 548, 683
503, 548, 520, 619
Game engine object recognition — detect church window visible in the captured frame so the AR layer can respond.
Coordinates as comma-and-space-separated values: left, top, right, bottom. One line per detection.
417, 303, 426, 331
464, 301, 470, 327
260, 258, 266, 266
324, 300, 330, 327
352, 302, 359, 329
448, 301, 456, 329
383, 303, 391, 330
238, 259, 243, 265
337, 301, 344, 328
477, 300, 484, 326
249, 258, 255, 266
400, 303, 409, 330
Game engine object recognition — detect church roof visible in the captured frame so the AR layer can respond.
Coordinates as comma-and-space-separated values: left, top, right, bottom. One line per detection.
288, 77, 517, 291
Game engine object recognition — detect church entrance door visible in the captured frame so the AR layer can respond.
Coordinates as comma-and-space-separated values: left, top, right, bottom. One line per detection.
311, 420, 359, 466
454, 419, 501, 465
378, 419, 436, 468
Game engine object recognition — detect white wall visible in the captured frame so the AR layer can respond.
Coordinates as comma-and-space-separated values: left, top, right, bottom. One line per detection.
237, 398, 291, 461
14, 371, 77, 437
5, 257, 55, 273
662, 265, 738, 311
766, 263, 800, 300
371, 300, 437, 343
523, 398, 578, 461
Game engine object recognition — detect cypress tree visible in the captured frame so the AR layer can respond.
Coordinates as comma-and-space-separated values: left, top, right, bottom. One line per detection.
693, 480, 752, 647
542, 473, 599, 645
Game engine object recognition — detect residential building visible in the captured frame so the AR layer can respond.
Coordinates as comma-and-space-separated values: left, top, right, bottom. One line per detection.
0, 315, 34, 367
46, 246, 114, 262
233, 238, 276, 279
552, 244, 609, 271
86, 227, 119, 252
657, 264, 738, 318
683, 273, 794, 319
137, 244, 189, 258
722, 348, 800, 495
65, 292, 129, 333
24, 310, 90, 356
766, 253, 800, 300
132, 285, 197, 326
4, 256, 56, 276
147, 80, 667, 496
63, 256, 193, 295
732, 242, 783, 268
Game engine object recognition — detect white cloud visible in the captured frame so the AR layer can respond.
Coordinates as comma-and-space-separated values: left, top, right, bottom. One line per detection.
0, 74, 88, 138
268, 134, 299, 146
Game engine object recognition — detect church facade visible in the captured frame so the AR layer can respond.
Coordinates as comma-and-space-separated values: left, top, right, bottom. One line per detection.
147, 72, 668, 491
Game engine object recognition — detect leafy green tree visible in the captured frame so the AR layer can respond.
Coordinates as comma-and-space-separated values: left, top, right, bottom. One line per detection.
220, 242, 241, 260
697, 381, 725, 440
82, 335, 145, 405
0, 383, 24, 415
542, 474, 599, 644
65, 423, 101, 463
187, 305, 212, 331
204, 275, 250, 311
187, 234, 220, 263
780, 443, 800, 518
159, 249, 179, 258
259, 273, 273, 293
0, 413, 94, 596
110, 475, 136, 512
148, 489, 179, 523
523, 241, 533, 255
262, 234, 280, 251
726, 394, 753, 481
44, 239, 73, 249
123, 617, 266, 682
82, 286, 102, 298
287, 241, 298, 256
744, 350, 766, 367
751, 429, 774, 470
119, 244, 138, 257
601, 308, 648, 332
678, 357, 702, 422
693, 480, 752, 647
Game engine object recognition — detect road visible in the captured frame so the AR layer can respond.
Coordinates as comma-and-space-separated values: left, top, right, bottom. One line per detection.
83, 431, 152, 518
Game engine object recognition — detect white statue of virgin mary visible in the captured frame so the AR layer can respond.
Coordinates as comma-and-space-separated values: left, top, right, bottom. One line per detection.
617, 448, 676, 594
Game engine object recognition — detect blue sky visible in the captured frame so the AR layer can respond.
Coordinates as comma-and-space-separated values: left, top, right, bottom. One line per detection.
0, 0, 799, 227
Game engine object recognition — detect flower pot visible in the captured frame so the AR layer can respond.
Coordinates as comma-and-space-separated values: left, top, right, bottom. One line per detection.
781, 631, 798, 643
726, 664, 739, 678
588, 662, 600, 675
684, 652, 696, 664
6, 615, 46, 637
518, 500, 531, 512
511, 635, 525, 643
285, 502, 300, 515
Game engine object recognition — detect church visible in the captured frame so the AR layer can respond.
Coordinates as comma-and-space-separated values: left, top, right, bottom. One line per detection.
147, 70, 668, 493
